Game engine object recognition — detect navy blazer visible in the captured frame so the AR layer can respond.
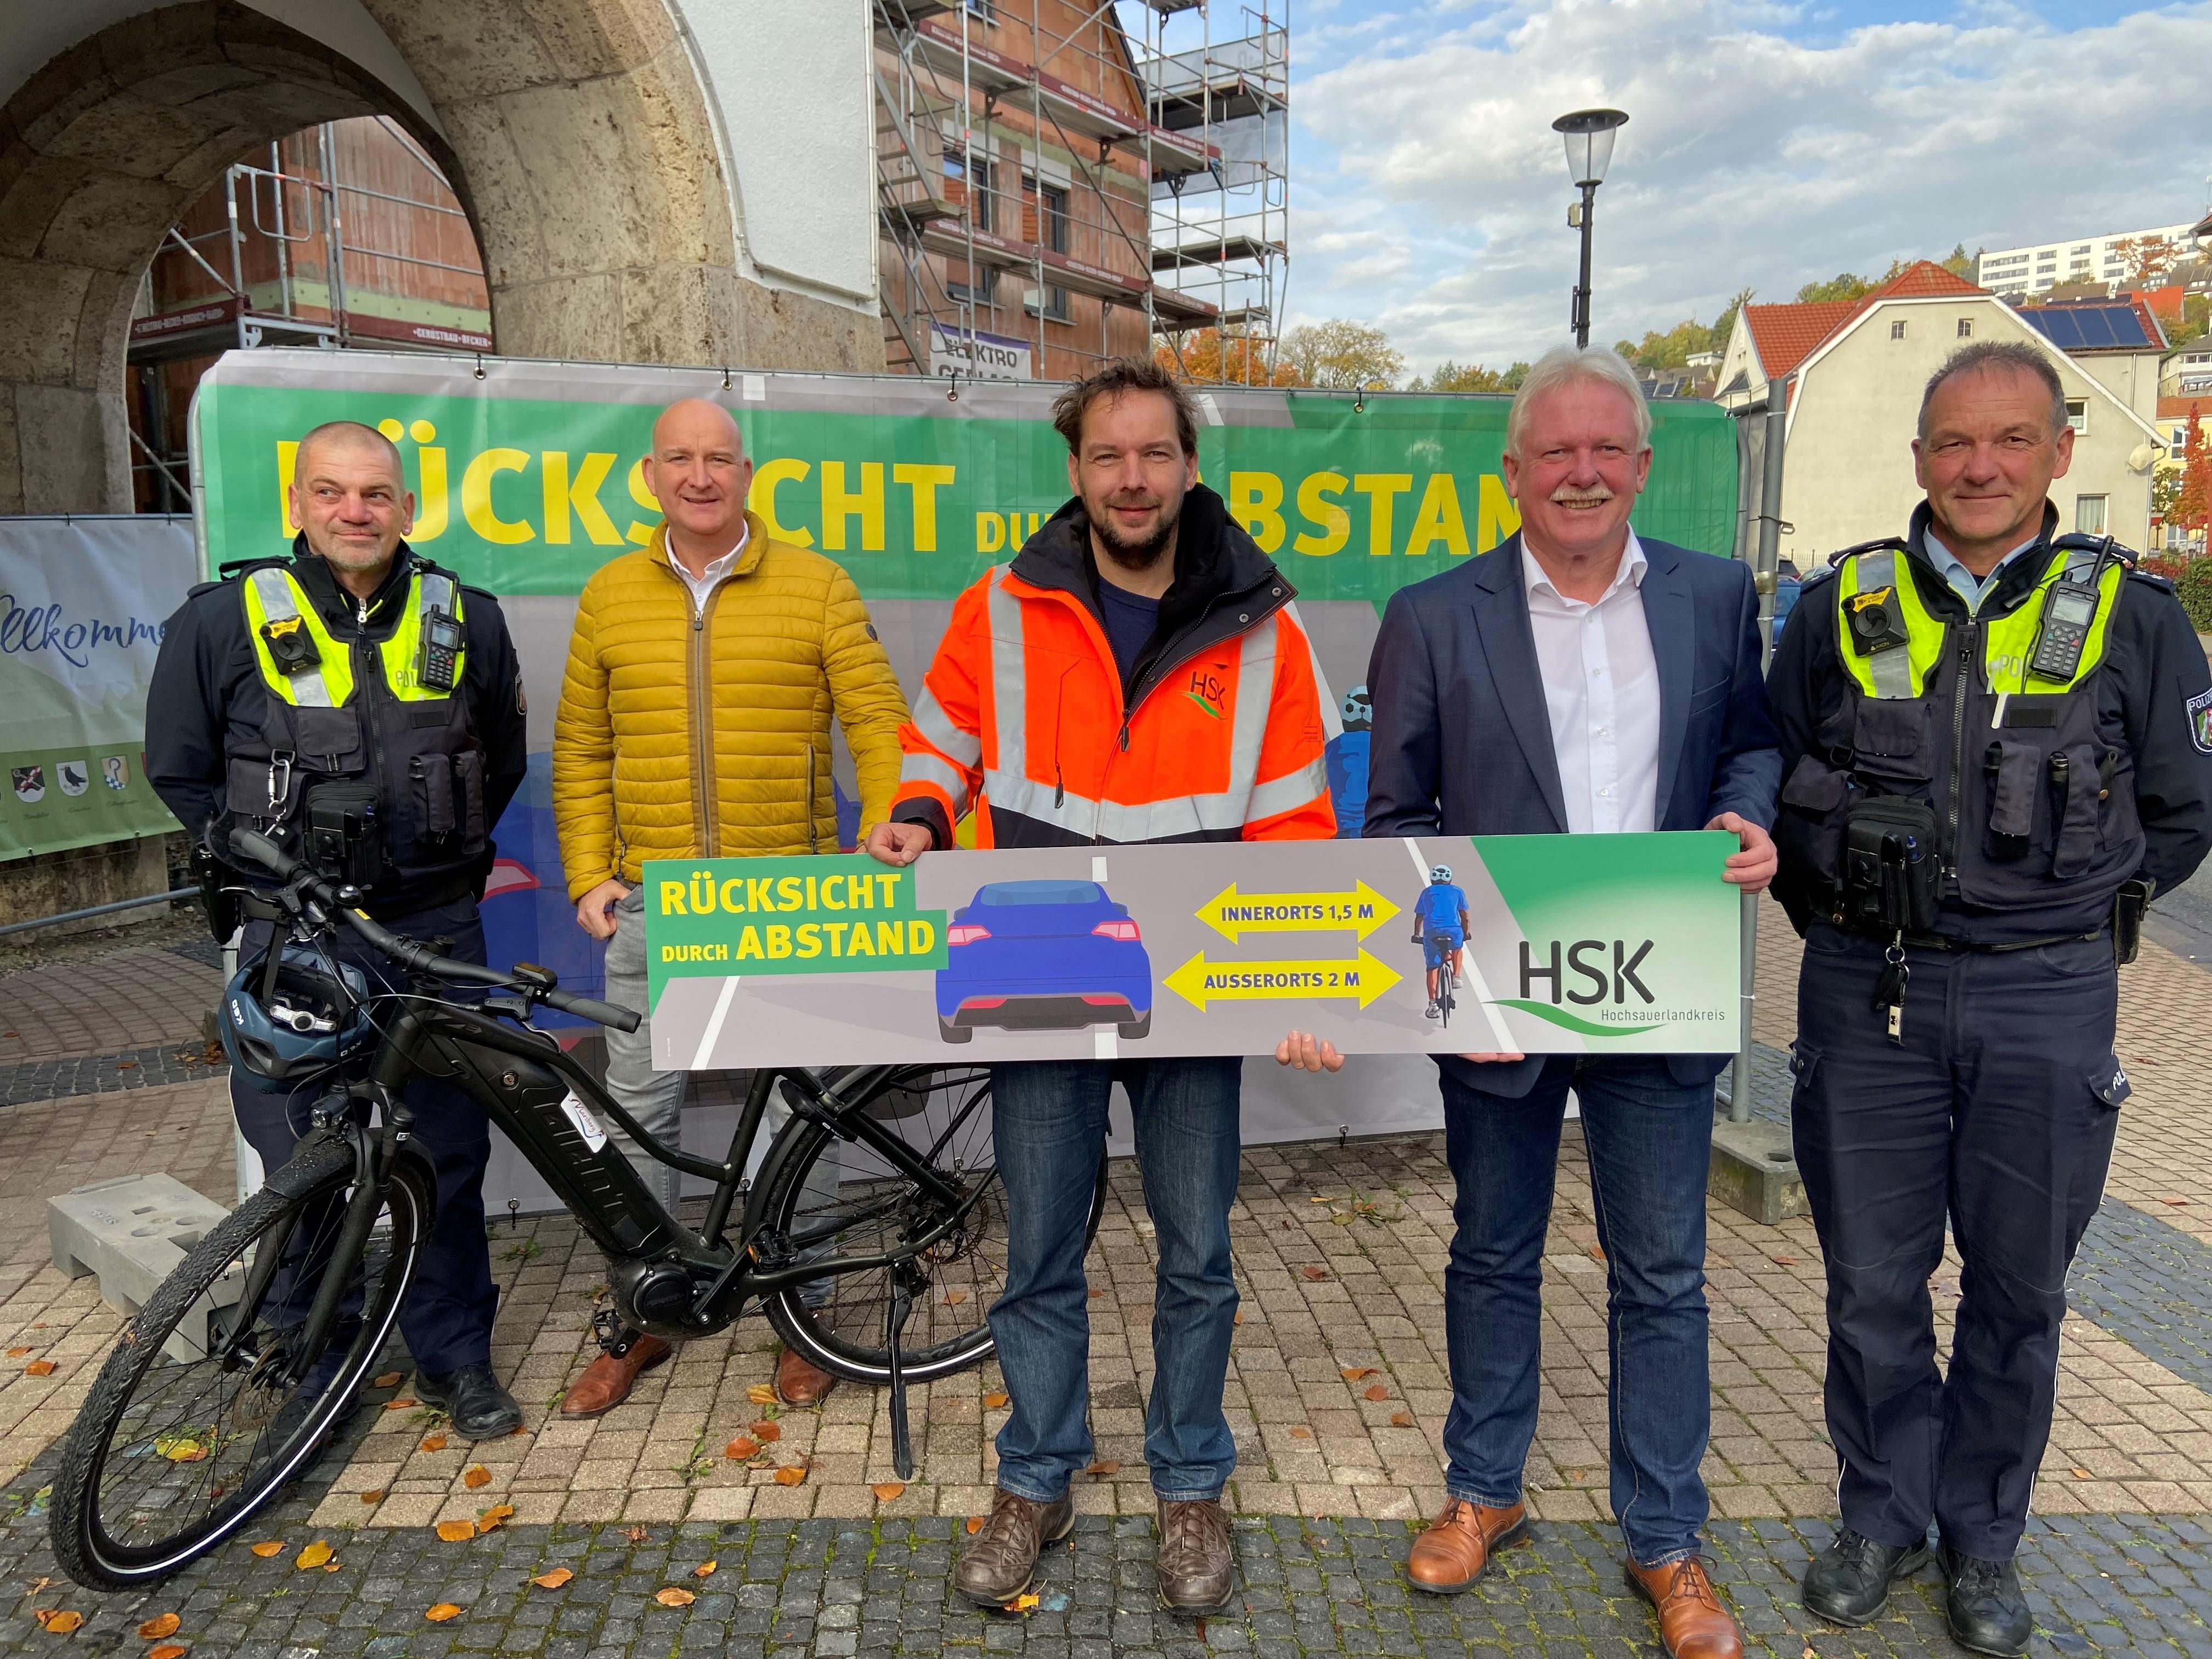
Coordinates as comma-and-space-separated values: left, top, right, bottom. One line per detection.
1362, 532, 1781, 1098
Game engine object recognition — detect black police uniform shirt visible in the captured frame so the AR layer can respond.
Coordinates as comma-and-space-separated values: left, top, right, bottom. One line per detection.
146, 538, 529, 916
1768, 506, 2212, 945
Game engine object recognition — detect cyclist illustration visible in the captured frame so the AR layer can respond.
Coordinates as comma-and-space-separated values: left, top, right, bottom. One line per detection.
1409, 864, 1471, 1020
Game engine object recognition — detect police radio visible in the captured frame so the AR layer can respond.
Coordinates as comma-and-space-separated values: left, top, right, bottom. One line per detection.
2027, 579, 2099, 682
416, 608, 462, 693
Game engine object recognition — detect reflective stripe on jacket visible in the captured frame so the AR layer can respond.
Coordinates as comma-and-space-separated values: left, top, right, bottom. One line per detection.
892, 487, 1338, 849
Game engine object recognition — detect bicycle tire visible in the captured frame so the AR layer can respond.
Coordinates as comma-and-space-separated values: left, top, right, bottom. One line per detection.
49, 1144, 433, 1590
760, 1068, 1109, 1385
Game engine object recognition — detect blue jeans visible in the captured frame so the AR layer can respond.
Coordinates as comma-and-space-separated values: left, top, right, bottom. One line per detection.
988, 1056, 1243, 1504
1439, 1056, 1715, 1566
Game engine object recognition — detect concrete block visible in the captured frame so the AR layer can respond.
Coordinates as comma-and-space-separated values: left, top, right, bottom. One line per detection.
1707, 1114, 1808, 1227
49, 1174, 241, 1362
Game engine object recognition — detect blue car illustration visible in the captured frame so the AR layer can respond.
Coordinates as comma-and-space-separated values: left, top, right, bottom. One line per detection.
935, 879, 1153, 1042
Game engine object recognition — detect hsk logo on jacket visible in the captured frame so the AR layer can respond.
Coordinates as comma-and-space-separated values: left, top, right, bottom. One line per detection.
893, 486, 1338, 848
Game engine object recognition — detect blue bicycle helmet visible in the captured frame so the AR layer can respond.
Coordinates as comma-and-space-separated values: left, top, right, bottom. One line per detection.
219, 943, 376, 1081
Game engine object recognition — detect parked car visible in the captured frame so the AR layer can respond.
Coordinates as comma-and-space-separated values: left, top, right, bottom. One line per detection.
934, 878, 1153, 1042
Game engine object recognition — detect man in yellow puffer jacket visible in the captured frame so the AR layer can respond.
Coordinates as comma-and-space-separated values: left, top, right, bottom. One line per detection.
552, 398, 908, 1417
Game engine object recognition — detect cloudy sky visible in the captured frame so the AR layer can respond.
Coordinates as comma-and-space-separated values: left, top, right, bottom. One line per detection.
1145, 1, 2212, 376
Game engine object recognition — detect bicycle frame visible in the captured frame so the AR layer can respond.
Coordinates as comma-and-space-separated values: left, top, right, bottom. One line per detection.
350, 1001, 984, 1342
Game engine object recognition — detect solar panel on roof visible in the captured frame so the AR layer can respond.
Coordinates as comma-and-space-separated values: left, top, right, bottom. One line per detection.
2022, 305, 2152, 352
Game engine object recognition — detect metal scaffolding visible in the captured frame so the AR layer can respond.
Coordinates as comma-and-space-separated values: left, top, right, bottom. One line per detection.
1136, 0, 1290, 382
872, 0, 1228, 382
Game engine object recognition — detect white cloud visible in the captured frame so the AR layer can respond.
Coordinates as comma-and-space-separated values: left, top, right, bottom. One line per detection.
1286, 0, 2212, 373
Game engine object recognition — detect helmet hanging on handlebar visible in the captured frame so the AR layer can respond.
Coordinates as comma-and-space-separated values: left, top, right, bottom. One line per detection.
217, 943, 377, 1080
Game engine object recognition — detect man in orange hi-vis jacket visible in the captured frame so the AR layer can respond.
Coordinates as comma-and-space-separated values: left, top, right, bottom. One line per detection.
867, 357, 1342, 1616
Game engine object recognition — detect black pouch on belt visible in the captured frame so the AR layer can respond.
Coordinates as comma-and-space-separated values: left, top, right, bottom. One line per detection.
2113, 877, 2151, 967
303, 780, 386, 891
1841, 794, 1942, 935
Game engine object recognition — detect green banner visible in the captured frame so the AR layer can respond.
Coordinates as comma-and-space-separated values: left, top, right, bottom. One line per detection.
194, 356, 1741, 600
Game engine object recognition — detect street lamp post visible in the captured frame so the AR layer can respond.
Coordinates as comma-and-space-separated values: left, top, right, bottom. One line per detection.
1551, 108, 1628, 349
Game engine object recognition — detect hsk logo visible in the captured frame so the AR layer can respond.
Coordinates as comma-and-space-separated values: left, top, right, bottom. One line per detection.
1519, 939, 1656, 1007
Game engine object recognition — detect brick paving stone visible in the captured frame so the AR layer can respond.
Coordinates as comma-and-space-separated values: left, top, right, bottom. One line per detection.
0, 947, 223, 1065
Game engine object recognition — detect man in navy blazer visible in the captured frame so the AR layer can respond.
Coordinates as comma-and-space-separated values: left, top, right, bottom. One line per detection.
1364, 346, 1780, 1659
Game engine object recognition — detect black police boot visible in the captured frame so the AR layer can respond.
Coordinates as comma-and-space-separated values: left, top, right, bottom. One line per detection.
1939, 1545, 2033, 1658
1802, 1529, 1930, 1626
415, 1363, 526, 1440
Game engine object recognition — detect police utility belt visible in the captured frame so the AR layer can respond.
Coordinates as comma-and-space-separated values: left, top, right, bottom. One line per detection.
1818, 534, 2151, 1039
222, 561, 485, 906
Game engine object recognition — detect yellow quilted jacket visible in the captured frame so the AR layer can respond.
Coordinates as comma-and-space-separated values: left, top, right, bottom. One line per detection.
551, 515, 909, 899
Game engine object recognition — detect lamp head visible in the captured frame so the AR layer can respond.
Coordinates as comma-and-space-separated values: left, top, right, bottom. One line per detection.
1553, 108, 1628, 187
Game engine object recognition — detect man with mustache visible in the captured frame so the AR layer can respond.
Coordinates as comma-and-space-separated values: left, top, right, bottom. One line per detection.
1364, 346, 1780, 1659
867, 357, 1339, 1615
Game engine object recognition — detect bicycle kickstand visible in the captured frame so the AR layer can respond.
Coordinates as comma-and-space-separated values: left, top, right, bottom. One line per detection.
884, 1263, 923, 1482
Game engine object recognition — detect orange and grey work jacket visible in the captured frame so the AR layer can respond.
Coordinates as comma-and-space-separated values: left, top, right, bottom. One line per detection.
891, 486, 1339, 849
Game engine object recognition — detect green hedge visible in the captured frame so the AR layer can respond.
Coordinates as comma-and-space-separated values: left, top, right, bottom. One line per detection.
2176, 560, 2212, 634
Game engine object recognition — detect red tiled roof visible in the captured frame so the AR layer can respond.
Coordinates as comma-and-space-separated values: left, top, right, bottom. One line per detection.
1745, 261, 1990, 380
2158, 394, 2209, 422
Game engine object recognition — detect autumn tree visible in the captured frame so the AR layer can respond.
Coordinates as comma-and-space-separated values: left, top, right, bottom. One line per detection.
1154, 328, 1302, 386
1941, 243, 1977, 278
1412, 360, 1529, 393
2110, 234, 2177, 290
1280, 319, 1406, 390
1796, 272, 1878, 304
2177, 403, 2211, 540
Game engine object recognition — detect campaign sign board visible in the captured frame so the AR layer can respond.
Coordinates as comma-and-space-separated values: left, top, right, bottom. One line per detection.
642, 833, 1741, 1069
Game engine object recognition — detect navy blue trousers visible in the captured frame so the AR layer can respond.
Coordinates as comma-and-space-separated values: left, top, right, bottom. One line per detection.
230, 894, 500, 1375
1791, 924, 2126, 1561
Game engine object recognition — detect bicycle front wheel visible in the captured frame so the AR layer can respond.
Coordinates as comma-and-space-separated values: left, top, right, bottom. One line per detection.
48, 1138, 433, 1589
759, 1066, 1108, 1385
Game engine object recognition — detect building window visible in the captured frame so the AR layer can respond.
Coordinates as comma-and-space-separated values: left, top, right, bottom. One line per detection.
947, 268, 999, 307
946, 151, 995, 233
2075, 495, 2108, 535
1956, 318, 1973, 338
2065, 398, 2088, 435
963, 0, 994, 21
1891, 319, 1907, 340
1027, 284, 1071, 322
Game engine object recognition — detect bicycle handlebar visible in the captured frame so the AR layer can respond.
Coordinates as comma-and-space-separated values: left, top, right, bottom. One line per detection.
228, 828, 642, 1034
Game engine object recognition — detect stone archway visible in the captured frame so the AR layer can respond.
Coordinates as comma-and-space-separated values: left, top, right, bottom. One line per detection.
0, 0, 880, 514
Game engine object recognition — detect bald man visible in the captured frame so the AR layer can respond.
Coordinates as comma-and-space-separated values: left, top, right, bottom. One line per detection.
551, 398, 909, 1418
148, 419, 531, 1441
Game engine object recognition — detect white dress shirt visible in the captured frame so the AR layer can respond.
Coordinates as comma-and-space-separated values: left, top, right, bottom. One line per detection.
669, 523, 749, 616
1521, 532, 1662, 834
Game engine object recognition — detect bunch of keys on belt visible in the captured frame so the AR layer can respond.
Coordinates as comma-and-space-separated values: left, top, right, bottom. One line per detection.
1871, 935, 1908, 1044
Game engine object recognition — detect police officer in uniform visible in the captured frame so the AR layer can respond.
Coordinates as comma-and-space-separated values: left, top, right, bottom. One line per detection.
148, 420, 531, 1440
1771, 342, 2212, 1656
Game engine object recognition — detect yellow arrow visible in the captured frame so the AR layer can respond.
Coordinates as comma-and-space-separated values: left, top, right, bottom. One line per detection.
1163, 949, 1402, 1012
1195, 881, 1402, 943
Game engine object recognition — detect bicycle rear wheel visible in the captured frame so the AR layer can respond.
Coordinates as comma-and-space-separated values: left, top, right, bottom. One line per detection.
48, 1137, 432, 1589
759, 1066, 1108, 1384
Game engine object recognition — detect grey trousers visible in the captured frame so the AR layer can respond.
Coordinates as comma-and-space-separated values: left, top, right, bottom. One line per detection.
602, 887, 838, 1306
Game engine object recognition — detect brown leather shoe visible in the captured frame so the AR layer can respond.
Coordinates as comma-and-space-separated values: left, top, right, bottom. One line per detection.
1627, 1556, 1744, 1659
952, 1487, 1074, 1606
775, 1345, 838, 1407
557, 1333, 669, 1419
1156, 1497, 1237, 1613
1407, 1499, 1529, 1594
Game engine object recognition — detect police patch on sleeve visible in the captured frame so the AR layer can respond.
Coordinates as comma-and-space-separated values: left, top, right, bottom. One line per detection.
2189, 686, 2212, 755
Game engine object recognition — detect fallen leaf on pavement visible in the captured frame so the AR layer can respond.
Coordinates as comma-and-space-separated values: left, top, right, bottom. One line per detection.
251, 1541, 285, 1558
1364, 1384, 1390, 1402
295, 1541, 332, 1570
2162, 1197, 2191, 1207
655, 1588, 696, 1607
2072, 1468, 2093, 1479
324, 1560, 342, 1573
532, 1568, 574, 1590
625, 1526, 651, 1543
943, 1290, 968, 1306
382, 1398, 416, 1410
1232, 1311, 1242, 1325
360, 1489, 385, 1504
1390, 1412, 1413, 1427
4, 1347, 25, 1357
1299, 1266, 1329, 1282
872, 1482, 906, 1502
1770, 1255, 1798, 1267
966, 1516, 984, 1534
463, 1465, 491, 1489
425, 1603, 462, 1622
23, 1361, 55, 1377
693, 1560, 718, 1578
420, 1434, 447, 1453
725, 1437, 761, 1459
1340, 1367, 1377, 1380
372, 1372, 403, 1388
436, 1520, 476, 1542
774, 1464, 809, 1486
751, 1419, 781, 1443
150, 1646, 189, 1659
32, 1610, 82, 1633
1308, 1195, 1330, 1204
476, 1505, 515, 1533
1087, 1288, 1104, 1299
1004, 1592, 1040, 1612
746, 1384, 777, 1406
1084, 1460, 1120, 1477
138, 1613, 181, 1639
983, 1392, 1009, 1408
1289, 1426, 1312, 1439
1331, 1212, 1355, 1225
